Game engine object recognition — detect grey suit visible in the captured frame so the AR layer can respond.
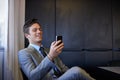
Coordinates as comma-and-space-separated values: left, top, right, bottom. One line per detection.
18, 45, 95, 80
18, 45, 68, 80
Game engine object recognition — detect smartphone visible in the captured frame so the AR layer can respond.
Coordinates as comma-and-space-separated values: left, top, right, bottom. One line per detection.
56, 36, 62, 45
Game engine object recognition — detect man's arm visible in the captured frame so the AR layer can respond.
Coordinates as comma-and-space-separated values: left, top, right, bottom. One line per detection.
18, 49, 54, 80
45, 47, 69, 73
54, 57, 69, 73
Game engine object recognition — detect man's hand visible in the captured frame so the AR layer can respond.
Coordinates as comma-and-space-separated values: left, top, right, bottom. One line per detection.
48, 40, 64, 60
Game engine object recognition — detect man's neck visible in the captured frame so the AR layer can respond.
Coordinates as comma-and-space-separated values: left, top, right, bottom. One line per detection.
30, 42, 42, 46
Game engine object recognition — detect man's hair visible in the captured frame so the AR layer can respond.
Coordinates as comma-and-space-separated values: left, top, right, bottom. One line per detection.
23, 19, 41, 34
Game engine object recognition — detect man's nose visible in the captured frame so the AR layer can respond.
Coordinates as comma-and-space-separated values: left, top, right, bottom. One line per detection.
37, 29, 42, 33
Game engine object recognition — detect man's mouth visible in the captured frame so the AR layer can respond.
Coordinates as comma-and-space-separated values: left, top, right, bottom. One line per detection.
36, 34, 41, 37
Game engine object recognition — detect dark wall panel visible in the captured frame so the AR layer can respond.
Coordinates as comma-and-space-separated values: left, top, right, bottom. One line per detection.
56, 0, 85, 50
112, 0, 120, 61
113, 0, 120, 48
84, 0, 112, 49
56, 0, 112, 49
59, 51, 85, 67
85, 51, 112, 67
113, 52, 120, 61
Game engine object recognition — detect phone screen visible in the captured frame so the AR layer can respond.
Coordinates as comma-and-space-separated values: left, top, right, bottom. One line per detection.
56, 36, 62, 41
56, 36, 62, 45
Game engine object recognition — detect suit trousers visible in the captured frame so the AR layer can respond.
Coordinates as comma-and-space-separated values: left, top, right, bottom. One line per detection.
56, 66, 95, 80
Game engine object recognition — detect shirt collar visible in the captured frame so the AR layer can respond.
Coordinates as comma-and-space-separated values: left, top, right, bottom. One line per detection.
30, 44, 43, 53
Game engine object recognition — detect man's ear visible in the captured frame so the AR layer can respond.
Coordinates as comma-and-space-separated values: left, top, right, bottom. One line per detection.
25, 33, 29, 39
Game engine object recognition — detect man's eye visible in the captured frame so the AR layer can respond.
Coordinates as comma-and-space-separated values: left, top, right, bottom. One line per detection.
39, 29, 42, 31
32, 29, 37, 32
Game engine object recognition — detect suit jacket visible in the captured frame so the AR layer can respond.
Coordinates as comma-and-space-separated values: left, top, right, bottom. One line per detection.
18, 45, 68, 80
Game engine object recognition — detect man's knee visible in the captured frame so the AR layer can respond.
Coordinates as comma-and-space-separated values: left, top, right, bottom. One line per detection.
70, 66, 95, 80
58, 66, 95, 80
70, 66, 81, 71
70, 66, 88, 75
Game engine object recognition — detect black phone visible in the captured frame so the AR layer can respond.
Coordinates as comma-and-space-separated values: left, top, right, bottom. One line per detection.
56, 36, 62, 45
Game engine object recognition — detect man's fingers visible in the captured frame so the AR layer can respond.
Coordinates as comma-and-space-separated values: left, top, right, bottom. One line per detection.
51, 41, 56, 45
51, 40, 64, 52
56, 45, 64, 51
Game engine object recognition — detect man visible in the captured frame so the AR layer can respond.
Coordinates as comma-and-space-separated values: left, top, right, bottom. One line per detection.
18, 19, 95, 80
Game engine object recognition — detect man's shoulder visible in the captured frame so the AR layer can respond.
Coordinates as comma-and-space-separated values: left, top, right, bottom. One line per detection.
18, 46, 35, 54
19, 48, 28, 52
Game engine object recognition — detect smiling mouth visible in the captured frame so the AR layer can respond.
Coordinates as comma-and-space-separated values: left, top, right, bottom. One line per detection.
36, 34, 42, 38
36, 36, 42, 38
36, 34, 42, 37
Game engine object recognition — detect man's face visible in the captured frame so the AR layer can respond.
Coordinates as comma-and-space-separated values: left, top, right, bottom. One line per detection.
25, 23, 43, 44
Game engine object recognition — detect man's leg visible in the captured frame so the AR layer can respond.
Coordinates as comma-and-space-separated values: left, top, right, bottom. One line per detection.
58, 66, 95, 80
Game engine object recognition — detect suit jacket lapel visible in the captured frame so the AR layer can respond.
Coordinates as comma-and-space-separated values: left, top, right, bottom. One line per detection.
28, 45, 43, 66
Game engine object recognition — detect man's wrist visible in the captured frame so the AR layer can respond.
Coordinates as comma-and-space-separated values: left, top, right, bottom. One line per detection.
47, 54, 54, 61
